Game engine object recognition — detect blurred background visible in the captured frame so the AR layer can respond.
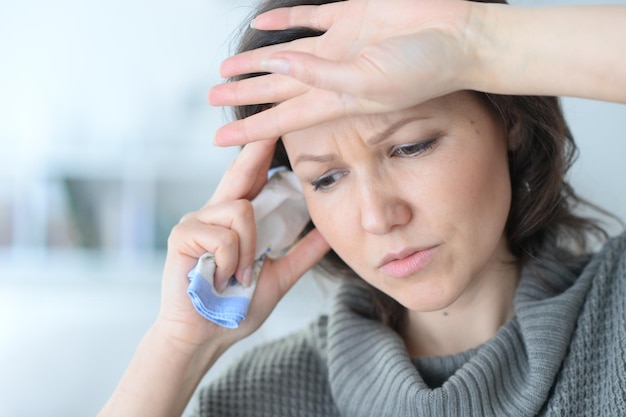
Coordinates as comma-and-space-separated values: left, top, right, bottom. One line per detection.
0, 0, 624, 416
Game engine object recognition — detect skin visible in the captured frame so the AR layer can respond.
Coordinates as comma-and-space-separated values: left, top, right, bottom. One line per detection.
282, 91, 520, 356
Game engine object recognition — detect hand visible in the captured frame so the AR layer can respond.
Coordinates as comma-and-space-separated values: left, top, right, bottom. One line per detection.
157, 139, 330, 349
209, 0, 479, 146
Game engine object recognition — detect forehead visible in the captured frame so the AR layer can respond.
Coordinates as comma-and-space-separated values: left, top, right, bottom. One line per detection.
281, 92, 490, 149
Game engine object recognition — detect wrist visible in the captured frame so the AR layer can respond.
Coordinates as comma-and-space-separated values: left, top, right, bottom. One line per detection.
150, 318, 229, 365
98, 322, 226, 417
461, 2, 506, 94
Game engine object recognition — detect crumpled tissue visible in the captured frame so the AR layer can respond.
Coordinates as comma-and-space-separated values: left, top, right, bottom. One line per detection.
186, 167, 310, 328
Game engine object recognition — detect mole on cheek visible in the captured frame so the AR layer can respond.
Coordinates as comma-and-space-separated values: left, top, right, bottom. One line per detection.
470, 119, 481, 136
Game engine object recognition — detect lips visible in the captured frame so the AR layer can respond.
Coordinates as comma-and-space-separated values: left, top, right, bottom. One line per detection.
379, 246, 437, 278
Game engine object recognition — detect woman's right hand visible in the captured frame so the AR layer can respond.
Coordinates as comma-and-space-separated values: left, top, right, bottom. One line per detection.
98, 140, 329, 417
156, 138, 330, 352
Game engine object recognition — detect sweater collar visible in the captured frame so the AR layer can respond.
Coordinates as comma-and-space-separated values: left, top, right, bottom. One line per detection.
326, 255, 590, 417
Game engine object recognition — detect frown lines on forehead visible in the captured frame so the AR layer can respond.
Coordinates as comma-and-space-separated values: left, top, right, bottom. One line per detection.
366, 115, 432, 147
291, 114, 434, 167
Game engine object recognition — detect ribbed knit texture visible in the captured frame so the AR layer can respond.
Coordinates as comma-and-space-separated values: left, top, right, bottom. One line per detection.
191, 233, 626, 416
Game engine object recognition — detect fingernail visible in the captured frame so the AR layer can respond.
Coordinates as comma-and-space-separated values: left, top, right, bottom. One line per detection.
250, 18, 256, 29
241, 266, 253, 288
260, 58, 290, 75
217, 276, 232, 293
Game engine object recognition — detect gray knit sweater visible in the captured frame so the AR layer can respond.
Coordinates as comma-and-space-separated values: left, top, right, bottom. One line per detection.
190, 233, 626, 416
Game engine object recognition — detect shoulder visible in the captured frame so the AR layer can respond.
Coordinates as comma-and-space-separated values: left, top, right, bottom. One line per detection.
547, 232, 626, 412
570, 230, 626, 360
191, 316, 337, 417
575, 231, 626, 320
585, 230, 626, 288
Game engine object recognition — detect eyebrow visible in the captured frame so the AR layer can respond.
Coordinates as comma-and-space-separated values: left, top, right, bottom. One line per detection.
293, 153, 337, 167
366, 115, 431, 146
293, 115, 430, 167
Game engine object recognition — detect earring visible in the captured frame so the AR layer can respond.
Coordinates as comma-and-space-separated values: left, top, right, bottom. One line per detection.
524, 181, 531, 193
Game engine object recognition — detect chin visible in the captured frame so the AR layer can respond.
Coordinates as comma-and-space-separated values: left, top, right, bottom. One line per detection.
398, 295, 458, 313
386, 278, 464, 313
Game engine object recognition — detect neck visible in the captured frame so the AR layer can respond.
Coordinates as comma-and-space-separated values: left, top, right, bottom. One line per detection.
402, 257, 520, 357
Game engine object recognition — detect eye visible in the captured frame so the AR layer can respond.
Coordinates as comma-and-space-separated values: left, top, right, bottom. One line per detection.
390, 138, 438, 157
310, 170, 348, 191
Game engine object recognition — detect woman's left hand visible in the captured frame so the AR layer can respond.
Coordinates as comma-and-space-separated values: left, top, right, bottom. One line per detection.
209, 0, 479, 146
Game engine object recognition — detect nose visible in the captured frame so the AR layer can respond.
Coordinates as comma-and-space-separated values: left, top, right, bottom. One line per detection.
358, 181, 411, 235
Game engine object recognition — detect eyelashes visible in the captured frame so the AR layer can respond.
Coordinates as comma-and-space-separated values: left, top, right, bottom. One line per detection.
309, 137, 439, 192
390, 137, 438, 157
311, 170, 348, 191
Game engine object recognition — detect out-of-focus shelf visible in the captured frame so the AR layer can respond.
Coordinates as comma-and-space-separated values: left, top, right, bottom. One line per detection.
0, 143, 240, 274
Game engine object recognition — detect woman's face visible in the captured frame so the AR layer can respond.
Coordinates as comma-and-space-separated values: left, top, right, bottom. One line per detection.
282, 92, 516, 312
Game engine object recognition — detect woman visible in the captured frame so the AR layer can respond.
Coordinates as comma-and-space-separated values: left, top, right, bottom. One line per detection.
98, 0, 626, 416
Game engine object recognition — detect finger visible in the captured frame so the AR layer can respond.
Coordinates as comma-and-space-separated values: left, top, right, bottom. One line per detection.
208, 73, 308, 107
193, 200, 257, 283
264, 43, 451, 114
247, 228, 330, 320
166, 220, 243, 289
209, 138, 277, 204
272, 228, 330, 294
252, 3, 344, 32
214, 89, 349, 146
238, 228, 329, 332
220, 37, 317, 78
262, 51, 378, 98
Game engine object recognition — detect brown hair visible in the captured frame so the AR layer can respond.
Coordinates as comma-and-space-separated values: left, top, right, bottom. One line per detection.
231, 0, 609, 329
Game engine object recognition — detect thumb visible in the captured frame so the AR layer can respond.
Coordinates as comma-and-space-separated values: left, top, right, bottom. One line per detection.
236, 228, 330, 335
273, 228, 330, 294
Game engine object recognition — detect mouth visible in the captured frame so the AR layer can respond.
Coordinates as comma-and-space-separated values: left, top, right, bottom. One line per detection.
378, 246, 438, 279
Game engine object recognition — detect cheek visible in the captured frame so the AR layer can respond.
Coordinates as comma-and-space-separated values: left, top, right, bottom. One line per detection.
439, 139, 512, 247
304, 189, 376, 279
304, 193, 356, 253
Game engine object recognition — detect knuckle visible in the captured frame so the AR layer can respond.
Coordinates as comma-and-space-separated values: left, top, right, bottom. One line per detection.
233, 199, 254, 217
166, 222, 187, 247
178, 210, 198, 224
220, 229, 240, 250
